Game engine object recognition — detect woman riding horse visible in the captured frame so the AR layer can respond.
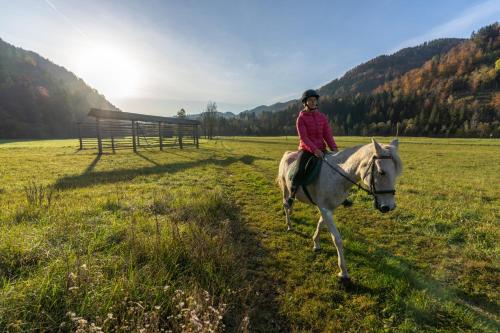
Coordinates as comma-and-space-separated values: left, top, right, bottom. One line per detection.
286, 89, 352, 209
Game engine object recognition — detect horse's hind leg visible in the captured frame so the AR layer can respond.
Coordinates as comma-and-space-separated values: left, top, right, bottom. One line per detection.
282, 182, 293, 231
284, 206, 292, 231
313, 216, 324, 251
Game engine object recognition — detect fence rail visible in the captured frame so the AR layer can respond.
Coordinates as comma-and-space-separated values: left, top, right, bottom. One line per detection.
77, 119, 199, 153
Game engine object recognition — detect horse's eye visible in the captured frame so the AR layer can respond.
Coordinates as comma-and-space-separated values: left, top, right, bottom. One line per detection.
379, 170, 386, 176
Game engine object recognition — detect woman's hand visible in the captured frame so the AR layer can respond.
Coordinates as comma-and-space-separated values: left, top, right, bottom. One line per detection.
314, 149, 324, 158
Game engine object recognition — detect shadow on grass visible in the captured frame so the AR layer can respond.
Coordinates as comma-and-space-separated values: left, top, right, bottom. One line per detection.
286, 212, 498, 329
54, 154, 266, 190
221, 137, 297, 146
83, 154, 101, 174
346, 235, 499, 330
135, 152, 161, 166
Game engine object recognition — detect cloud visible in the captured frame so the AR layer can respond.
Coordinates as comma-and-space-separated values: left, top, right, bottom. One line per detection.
390, 0, 500, 52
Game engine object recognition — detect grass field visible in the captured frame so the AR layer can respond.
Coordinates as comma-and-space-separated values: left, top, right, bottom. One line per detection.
0, 136, 498, 332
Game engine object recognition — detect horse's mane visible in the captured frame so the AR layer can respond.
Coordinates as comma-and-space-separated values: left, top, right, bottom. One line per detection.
328, 141, 403, 176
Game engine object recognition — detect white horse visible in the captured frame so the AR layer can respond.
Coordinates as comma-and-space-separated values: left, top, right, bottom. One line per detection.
277, 139, 403, 280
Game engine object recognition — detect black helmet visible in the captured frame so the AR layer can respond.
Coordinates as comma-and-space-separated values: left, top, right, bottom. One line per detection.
301, 89, 320, 103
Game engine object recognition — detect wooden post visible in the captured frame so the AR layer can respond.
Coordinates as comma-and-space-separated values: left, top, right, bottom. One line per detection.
136, 122, 140, 147
178, 125, 183, 149
159, 122, 163, 151
132, 120, 137, 152
195, 125, 199, 148
96, 118, 102, 154
192, 125, 195, 147
78, 122, 83, 150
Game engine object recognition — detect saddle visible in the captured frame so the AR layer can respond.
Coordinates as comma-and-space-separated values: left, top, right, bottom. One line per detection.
287, 154, 322, 186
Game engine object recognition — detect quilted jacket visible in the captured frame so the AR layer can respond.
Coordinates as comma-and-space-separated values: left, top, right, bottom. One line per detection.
296, 109, 337, 153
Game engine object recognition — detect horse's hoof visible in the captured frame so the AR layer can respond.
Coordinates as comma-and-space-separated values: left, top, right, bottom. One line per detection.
337, 276, 352, 287
287, 227, 293, 232
313, 247, 321, 252
342, 199, 353, 207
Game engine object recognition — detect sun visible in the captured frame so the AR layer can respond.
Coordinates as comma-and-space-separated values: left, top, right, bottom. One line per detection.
71, 42, 145, 99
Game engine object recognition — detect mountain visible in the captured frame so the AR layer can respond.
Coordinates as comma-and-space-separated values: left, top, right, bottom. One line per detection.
241, 38, 465, 115
239, 100, 298, 116
212, 23, 499, 137
369, 23, 499, 136
0, 38, 118, 138
187, 111, 237, 120
318, 38, 465, 98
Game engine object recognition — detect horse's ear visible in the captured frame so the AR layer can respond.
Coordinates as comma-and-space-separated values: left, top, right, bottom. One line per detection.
371, 138, 383, 156
390, 138, 399, 149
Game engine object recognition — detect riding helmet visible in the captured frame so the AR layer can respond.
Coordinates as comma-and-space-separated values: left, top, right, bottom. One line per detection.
301, 89, 320, 103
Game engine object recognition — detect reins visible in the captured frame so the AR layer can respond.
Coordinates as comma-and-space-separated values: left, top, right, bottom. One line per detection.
321, 154, 396, 198
321, 156, 372, 195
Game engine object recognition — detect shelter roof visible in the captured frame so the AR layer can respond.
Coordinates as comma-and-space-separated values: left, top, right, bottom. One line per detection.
88, 108, 200, 125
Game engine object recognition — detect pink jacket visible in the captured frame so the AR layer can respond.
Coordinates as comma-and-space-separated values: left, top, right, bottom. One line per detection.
296, 109, 337, 153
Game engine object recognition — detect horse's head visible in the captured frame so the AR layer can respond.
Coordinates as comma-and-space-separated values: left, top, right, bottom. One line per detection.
361, 138, 403, 213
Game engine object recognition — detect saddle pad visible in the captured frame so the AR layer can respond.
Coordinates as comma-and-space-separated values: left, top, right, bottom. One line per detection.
287, 155, 322, 186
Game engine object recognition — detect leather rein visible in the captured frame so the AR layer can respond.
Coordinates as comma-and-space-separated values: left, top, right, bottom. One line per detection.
321, 154, 396, 199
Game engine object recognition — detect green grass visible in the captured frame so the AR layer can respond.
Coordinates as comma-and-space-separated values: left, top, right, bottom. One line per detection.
0, 136, 498, 332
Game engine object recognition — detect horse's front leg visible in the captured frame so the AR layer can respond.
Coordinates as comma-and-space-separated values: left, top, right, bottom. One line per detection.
319, 207, 349, 279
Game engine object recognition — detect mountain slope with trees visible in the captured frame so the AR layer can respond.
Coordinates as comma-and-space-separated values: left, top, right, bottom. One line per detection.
0, 38, 118, 138
213, 23, 499, 138
242, 38, 464, 116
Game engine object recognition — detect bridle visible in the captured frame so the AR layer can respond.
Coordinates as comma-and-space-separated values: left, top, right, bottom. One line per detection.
322, 154, 396, 208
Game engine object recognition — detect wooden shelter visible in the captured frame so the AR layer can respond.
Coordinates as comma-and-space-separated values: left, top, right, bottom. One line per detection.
78, 108, 200, 154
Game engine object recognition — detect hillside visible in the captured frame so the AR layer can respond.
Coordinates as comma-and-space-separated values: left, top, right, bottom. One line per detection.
0, 38, 118, 138
318, 38, 465, 98
371, 23, 500, 136
241, 38, 464, 115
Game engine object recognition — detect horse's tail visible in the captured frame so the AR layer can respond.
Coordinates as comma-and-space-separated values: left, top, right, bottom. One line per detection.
277, 151, 293, 191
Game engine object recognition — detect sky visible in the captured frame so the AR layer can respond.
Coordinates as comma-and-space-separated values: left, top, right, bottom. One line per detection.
1, 0, 499, 116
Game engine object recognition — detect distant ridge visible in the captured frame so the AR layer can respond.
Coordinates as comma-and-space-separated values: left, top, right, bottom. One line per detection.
0, 38, 118, 138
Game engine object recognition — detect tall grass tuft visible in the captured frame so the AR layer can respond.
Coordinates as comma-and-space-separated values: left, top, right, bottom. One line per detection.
23, 180, 54, 209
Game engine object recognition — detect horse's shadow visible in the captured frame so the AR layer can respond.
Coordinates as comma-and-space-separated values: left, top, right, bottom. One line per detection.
284, 210, 497, 330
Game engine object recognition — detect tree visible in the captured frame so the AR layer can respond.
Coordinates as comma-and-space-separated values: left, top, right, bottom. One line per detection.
201, 101, 218, 139
177, 108, 186, 118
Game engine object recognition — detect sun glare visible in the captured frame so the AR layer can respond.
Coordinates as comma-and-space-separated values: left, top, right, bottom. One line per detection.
71, 43, 145, 99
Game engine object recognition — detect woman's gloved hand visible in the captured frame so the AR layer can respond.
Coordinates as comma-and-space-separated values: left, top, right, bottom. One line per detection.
314, 149, 324, 158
